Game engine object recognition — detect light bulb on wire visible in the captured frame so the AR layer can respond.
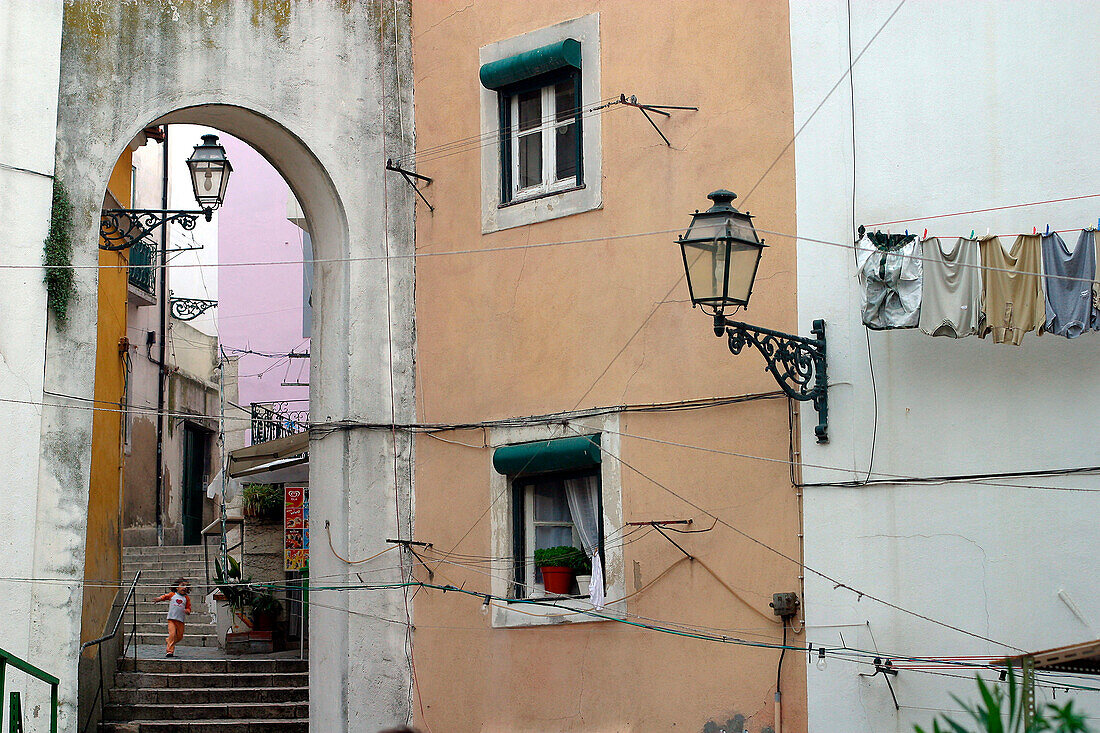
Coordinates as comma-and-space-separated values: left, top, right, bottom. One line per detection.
480, 595, 490, 615
816, 649, 828, 671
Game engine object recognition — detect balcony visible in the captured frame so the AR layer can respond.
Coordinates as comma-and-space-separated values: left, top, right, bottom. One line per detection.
251, 401, 309, 445
127, 237, 157, 306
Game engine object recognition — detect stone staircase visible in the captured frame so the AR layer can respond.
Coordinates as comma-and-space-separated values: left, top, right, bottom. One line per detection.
100, 545, 309, 732
100, 657, 308, 732
123, 545, 217, 648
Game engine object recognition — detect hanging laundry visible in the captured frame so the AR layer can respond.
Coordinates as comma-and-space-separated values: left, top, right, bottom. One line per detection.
1041, 230, 1098, 338
919, 237, 982, 338
1089, 229, 1100, 331
979, 234, 1046, 345
856, 230, 922, 330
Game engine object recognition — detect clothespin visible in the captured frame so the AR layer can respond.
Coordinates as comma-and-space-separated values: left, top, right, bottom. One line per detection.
904, 229, 909, 237
970, 230, 975, 239
1045, 224, 1050, 235
1033, 226, 1037, 235
922, 228, 927, 240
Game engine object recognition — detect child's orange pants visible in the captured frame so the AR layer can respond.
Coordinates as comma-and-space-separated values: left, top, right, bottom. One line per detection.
166, 620, 185, 653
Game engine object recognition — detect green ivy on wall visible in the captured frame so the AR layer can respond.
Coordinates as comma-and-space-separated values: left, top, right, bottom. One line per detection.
42, 179, 75, 327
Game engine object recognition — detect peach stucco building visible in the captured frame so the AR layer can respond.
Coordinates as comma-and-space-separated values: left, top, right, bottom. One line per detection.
409, 3, 805, 730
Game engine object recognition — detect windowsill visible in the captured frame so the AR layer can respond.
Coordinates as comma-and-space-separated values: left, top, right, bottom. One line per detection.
498, 183, 586, 209
492, 593, 620, 629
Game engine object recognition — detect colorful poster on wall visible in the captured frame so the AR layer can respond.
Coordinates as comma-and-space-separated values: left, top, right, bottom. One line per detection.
285, 485, 309, 571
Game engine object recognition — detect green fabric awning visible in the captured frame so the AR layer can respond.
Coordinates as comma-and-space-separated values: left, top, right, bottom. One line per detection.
492, 435, 600, 475
479, 38, 581, 90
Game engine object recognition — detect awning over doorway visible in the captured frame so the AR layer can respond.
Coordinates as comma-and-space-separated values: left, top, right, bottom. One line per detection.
228, 431, 309, 478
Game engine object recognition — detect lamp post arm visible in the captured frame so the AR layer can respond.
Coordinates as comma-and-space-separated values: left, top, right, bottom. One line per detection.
714, 314, 829, 443
99, 208, 211, 252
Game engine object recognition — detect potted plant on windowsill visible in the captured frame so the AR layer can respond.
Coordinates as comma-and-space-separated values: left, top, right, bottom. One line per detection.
573, 553, 593, 596
534, 546, 586, 596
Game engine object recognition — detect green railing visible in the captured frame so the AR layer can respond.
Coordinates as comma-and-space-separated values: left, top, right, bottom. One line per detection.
0, 647, 58, 733
127, 238, 156, 296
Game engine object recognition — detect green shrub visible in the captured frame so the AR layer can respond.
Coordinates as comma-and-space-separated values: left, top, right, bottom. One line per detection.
916, 667, 1089, 733
242, 483, 283, 519
533, 545, 587, 570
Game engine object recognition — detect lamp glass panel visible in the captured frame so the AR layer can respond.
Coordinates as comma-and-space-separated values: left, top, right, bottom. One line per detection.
728, 215, 761, 243
683, 213, 731, 243
190, 160, 226, 207
725, 241, 763, 304
682, 239, 730, 304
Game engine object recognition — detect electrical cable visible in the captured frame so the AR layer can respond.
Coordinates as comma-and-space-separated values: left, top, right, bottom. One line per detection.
563, 425, 1028, 652
847, 0, 879, 484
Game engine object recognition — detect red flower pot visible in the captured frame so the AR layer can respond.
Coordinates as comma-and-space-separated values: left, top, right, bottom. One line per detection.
540, 566, 573, 595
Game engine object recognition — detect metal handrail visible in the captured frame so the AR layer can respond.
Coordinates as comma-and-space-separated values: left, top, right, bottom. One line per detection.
0, 647, 59, 733
78, 570, 141, 733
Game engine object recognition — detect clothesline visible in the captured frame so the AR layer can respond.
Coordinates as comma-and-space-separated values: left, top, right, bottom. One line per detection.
870, 225, 1100, 240
856, 227, 1100, 343
866, 192, 1100, 227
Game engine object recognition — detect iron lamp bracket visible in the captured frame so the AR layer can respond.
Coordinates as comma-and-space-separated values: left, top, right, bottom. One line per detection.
100, 208, 211, 252
714, 314, 829, 443
169, 297, 218, 321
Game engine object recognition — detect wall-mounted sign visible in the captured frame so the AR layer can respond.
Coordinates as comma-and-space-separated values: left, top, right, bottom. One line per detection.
285, 485, 309, 571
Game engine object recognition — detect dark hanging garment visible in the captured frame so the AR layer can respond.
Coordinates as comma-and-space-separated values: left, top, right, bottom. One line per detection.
1041, 230, 1097, 338
856, 232, 922, 330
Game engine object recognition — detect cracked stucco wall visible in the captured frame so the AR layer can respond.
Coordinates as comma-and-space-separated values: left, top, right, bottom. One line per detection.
791, 2, 1100, 731
24, 1, 417, 731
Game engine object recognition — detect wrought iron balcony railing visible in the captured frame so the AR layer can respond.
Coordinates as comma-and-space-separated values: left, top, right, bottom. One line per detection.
127, 237, 156, 295
251, 401, 309, 445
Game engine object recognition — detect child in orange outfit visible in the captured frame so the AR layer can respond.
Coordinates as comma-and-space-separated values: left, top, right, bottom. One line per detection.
154, 578, 191, 657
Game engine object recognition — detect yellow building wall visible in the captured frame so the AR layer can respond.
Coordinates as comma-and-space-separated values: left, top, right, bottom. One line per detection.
411, 2, 804, 731
81, 151, 132, 646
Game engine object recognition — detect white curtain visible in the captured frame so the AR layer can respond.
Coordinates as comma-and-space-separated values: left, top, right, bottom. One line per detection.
564, 473, 604, 609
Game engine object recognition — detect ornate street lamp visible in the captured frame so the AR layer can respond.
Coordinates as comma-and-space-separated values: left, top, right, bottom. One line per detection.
679, 190, 829, 442
100, 133, 232, 252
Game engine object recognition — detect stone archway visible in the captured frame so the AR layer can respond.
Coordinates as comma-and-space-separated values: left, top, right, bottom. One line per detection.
35, 3, 415, 730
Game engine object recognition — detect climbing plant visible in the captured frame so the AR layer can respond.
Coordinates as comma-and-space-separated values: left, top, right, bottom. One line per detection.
42, 179, 75, 327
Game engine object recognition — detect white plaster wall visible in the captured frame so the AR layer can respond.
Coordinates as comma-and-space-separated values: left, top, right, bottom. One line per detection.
791, 2, 1100, 730
0, 0, 63, 722
42, 3, 416, 731
167, 124, 219, 337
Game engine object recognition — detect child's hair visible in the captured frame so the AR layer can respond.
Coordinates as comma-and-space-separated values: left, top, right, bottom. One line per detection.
173, 577, 190, 593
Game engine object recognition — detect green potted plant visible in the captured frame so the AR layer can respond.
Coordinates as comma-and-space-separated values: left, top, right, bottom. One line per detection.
250, 591, 284, 632
241, 483, 283, 520
534, 546, 586, 595
572, 552, 593, 595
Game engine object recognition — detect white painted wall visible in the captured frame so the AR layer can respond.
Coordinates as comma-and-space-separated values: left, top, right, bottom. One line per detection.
791, 2, 1100, 730
167, 124, 219, 337
0, 0, 62, 724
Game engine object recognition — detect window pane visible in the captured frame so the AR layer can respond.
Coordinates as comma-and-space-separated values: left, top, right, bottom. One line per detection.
518, 90, 541, 132
533, 481, 570, 522
535, 525, 574, 550
518, 132, 542, 189
555, 78, 577, 122
555, 122, 577, 181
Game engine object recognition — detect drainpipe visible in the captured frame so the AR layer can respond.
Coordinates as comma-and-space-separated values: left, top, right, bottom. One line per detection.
154, 125, 169, 545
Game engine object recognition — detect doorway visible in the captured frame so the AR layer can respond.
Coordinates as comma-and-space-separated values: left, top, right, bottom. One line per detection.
182, 423, 209, 545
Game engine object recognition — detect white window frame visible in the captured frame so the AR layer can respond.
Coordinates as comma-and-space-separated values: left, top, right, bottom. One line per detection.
509, 82, 579, 201
487, 415, 624, 628
519, 474, 586, 594
479, 13, 602, 233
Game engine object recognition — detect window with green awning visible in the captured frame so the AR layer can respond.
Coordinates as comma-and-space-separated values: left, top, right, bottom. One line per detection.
492, 434, 601, 476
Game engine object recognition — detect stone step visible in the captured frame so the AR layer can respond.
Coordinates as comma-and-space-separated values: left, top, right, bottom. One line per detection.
104, 701, 308, 721
99, 718, 306, 732
132, 622, 216, 635
113, 672, 307, 690
124, 564, 209, 575
133, 633, 218, 647
128, 611, 214, 624
117, 658, 308, 674
108, 686, 307, 705
132, 602, 211, 614
123, 545, 207, 555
